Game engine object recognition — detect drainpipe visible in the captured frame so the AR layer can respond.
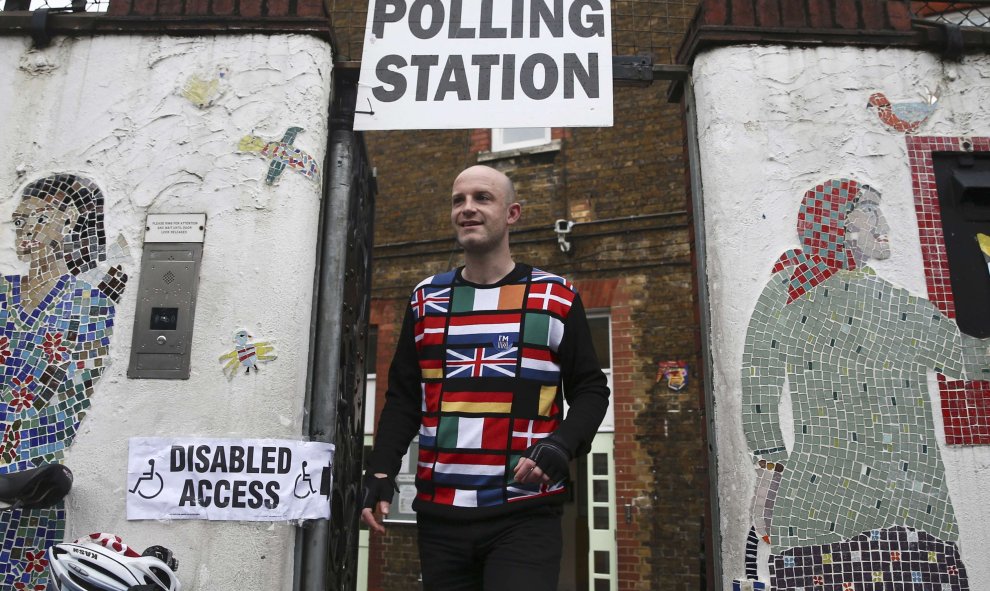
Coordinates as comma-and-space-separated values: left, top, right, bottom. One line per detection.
683, 77, 724, 588
296, 71, 360, 591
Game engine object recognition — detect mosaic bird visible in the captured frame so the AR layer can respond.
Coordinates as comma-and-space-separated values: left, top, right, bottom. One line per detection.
867, 89, 938, 133
181, 66, 229, 108
238, 127, 321, 185
219, 330, 277, 379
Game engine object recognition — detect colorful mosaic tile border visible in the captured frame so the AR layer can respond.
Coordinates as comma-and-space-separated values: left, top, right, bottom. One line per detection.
908, 136, 990, 445
771, 526, 969, 590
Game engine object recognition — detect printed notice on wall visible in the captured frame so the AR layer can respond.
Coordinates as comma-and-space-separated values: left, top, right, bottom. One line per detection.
144, 213, 207, 243
127, 437, 334, 521
354, 0, 613, 130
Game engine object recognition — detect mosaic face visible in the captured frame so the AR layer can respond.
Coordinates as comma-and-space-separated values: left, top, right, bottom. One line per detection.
0, 174, 123, 590
741, 179, 969, 589
844, 190, 890, 262
12, 200, 75, 264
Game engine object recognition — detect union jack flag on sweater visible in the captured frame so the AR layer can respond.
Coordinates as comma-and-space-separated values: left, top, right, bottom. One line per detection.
367, 263, 610, 519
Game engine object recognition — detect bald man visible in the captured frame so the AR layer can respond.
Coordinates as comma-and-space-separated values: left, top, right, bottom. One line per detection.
361, 165, 610, 591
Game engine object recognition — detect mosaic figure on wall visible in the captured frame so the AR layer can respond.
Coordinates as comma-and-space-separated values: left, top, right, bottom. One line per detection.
742, 179, 976, 589
238, 126, 320, 185
867, 90, 938, 134
0, 174, 125, 589
218, 328, 277, 378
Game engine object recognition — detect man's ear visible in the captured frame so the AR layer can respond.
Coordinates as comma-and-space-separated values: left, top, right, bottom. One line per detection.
507, 202, 522, 225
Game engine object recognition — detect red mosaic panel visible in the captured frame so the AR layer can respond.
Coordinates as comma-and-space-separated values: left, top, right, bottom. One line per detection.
939, 375, 990, 444
909, 136, 990, 445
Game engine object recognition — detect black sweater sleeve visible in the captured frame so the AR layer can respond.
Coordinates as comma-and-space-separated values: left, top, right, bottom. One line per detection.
552, 293, 611, 458
365, 305, 423, 478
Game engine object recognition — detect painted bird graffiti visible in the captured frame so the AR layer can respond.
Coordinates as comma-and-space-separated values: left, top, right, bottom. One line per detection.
219, 330, 277, 379
238, 126, 321, 185
867, 89, 938, 133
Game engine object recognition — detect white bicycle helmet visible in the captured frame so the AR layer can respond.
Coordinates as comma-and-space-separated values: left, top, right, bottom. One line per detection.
48, 533, 180, 591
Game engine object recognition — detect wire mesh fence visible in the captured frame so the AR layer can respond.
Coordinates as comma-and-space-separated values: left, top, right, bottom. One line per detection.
329, 0, 700, 64
3, 0, 108, 11
913, 1, 990, 26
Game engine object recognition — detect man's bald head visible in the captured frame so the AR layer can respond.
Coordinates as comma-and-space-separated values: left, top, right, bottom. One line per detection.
453, 166, 516, 203
450, 165, 522, 258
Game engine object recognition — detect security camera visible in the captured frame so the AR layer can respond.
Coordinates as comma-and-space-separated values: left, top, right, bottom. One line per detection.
554, 219, 575, 254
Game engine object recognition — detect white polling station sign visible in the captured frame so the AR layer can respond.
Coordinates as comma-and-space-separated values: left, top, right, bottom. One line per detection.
354, 0, 613, 130
127, 437, 334, 521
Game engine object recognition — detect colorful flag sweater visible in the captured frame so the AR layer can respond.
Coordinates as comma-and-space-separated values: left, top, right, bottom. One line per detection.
367, 263, 610, 519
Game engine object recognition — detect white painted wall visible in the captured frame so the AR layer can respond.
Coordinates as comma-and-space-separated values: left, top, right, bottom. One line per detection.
691, 45, 990, 588
0, 33, 333, 590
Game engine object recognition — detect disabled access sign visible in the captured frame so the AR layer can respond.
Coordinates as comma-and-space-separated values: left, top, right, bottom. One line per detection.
126, 437, 334, 522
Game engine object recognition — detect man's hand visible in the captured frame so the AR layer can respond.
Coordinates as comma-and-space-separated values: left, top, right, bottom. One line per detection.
515, 437, 570, 484
360, 472, 396, 534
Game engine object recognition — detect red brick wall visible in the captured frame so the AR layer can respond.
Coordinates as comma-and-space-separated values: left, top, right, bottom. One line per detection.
694, 0, 911, 29
106, 0, 327, 18
678, 0, 920, 66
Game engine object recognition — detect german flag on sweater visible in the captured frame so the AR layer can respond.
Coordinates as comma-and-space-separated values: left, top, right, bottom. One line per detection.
368, 263, 610, 519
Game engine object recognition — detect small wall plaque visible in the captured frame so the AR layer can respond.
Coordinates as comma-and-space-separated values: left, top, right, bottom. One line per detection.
145, 214, 207, 243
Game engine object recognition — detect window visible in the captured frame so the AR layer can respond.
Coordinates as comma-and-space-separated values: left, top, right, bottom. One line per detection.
364, 326, 378, 436
933, 153, 990, 337
491, 127, 551, 152
587, 313, 614, 432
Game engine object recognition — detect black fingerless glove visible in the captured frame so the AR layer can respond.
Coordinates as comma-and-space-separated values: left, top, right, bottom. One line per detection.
522, 436, 571, 483
361, 473, 397, 510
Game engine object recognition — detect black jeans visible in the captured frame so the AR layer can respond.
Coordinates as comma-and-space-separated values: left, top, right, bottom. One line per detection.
417, 505, 563, 591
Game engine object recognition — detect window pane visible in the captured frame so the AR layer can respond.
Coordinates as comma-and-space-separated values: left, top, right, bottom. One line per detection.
491, 127, 551, 151
593, 479, 609, 503
588, 316, 611, 370
366, 325, 378, 375
593, 550, 610, 574
592, 453, 608, 476
594, 579, 611, 591
501, 127, 546, 144
593, 507, 609, 530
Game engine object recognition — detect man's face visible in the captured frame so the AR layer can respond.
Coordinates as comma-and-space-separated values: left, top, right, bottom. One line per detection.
845, 200, 891, 262
450, 166, 520, 254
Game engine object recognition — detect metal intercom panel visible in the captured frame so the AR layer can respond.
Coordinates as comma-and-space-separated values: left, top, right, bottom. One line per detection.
127, 214, 206, 379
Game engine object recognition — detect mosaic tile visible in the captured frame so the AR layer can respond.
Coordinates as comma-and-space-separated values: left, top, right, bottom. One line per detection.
908, 136, 990, 445
0, 175, 123, 588
742, 178, 970, 580
181, 66, 228, 109
238, 126, 320, 185
771, 526, 968, 590
218, 329, 277, 379
867, 90, 938, 134
733, 579, 768, 591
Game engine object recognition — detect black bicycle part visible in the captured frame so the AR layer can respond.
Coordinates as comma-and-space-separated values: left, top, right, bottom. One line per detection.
0, 463, 73, 510
142, 545, 179, 572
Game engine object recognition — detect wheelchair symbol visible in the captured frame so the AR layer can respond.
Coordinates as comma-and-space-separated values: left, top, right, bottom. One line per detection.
293, 461, 318, 499
130, 459, 164, 499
